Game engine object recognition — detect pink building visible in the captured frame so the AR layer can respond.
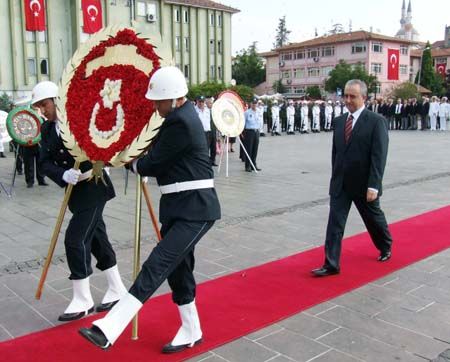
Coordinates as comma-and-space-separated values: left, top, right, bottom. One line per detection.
260, 30, 416, 98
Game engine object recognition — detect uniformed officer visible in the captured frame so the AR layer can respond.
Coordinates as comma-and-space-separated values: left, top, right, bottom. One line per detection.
33, 81, 127, 322
324, 100, 333, 131
286, 100, 295, 134
271, 100, 281, 135
312, 101, 321, 132
243, 98, 262, 172
79, 66, 221, 354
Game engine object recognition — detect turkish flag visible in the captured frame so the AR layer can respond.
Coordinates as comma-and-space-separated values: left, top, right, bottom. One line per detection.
387, 48, 400, 81
436, 63, 447, 77
24, 0, 46, 31
82, 0, 103, 34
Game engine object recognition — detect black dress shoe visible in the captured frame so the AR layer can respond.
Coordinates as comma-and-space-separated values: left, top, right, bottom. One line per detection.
245, 168, 252, 172
162, 338, 203, 354
27, 183, 33, 188
38, 181, 49, 186
58, 307, 94, 322
17, 171, 23, 175
95, 300, 118, 312
311, 267, 340, 277
79, 326, 111, 350
211, 163, 218, 167
255, 167, 262, 171
378, 251, 392, 262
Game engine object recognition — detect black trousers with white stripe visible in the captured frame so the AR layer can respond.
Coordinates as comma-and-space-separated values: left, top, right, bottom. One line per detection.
129, 220, 214, 305
65, 203, 117, 280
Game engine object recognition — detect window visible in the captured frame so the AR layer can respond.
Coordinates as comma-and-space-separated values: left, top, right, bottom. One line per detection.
375, 84, 381, 95
26, 31, 35, 42
321, 46, 335, 57
321, 66, 333, 76
351, 43, 366, 53
307, 67, 320, 77
175, 36, 180, 51
293, 87, 305, 94
27, 59, 36, 76
183, 10, 189, 23
400, 65, 408, 75
435, 57, 447, 65
218, 65, 222, 79
282, 70, 291, 79
209, 13, 215, 26
40, 59, 48, 75
217, 14, 222, 27
184, 37, 189, 52
184, 64, 190, 78
210, 65, 215, 78
307, 48, 320, 58
294, 68, 305, 78
371, 63, 382, 74
209, 39, 215, 54
295, 50, 305, 60
400, 45, 408, 55
372, 42, 383, 53
281, 53, 292, 61
174, 8, 180, 22
217, 40, 222, 54
137, 2, 146, 16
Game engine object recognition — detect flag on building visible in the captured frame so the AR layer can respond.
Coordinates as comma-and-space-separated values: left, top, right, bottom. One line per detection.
436, 63, 447, 77
387, 48, 400, 81
82, 0, 103, 34
24, 0, 46, 32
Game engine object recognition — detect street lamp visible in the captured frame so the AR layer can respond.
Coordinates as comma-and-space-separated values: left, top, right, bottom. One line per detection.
417, 45, 431, 86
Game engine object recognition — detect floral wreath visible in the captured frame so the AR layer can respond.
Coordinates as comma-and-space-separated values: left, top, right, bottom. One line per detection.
6, 107, 43, 147
58, 26, 172, 171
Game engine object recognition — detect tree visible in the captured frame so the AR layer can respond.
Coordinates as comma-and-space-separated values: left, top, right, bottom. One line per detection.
325, 60, 378, 95
418, 42, 445, 95
306, 85, 322, 99
0, 92, 13, 112
232, 42, 265, 88
273, 16, 291, 49
390, 82, 419, 100
272, 79, 286, 94
187, 81, 254, 104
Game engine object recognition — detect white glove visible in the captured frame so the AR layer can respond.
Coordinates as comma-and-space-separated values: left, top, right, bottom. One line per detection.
63, 169, 82, 185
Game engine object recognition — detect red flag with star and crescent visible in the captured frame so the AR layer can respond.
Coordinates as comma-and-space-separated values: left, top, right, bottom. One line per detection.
436, 63, 447, 77
387, 48, 400, 80
24, 0, 46, 31
82, 0, 103, 34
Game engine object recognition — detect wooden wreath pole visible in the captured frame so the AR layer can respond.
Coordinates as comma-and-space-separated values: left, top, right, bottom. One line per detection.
35, 161, 81, 300
132, 175, 143, 340
142, 181, 162, 242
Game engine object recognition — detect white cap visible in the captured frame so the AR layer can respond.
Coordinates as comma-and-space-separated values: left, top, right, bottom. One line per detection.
145, 66, 188, 100
31, 81, 58, 105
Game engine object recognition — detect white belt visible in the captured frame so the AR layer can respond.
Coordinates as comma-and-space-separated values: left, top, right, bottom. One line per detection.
159, 179, 214, 194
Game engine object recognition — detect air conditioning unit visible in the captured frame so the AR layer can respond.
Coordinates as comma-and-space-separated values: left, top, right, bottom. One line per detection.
313, 57, 320, 63
146, 4, 157, 22
279, 61, 285, 67
286, 79, 292, 84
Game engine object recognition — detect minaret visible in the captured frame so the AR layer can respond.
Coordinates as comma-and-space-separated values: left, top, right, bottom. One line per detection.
406, 0, 412, 24
400, 0, 406, 25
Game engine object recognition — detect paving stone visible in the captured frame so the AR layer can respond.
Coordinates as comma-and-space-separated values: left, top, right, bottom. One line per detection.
278, 312, 337, 340
308, 349, 361, 362
213, 337, 277, 362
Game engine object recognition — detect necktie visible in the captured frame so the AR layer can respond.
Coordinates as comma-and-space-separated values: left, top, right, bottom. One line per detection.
344, 114, 353, 144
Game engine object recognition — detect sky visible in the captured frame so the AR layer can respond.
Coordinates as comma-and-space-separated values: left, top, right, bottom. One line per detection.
220, 0, 450, 55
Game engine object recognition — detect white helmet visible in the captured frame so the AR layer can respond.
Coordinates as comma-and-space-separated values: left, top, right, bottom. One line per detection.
145, 66, 188, 100
273, 100, 278, 105
31, 81, 58, 105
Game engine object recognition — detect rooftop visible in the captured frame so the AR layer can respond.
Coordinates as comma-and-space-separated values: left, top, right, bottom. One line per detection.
164, 0, 240, 13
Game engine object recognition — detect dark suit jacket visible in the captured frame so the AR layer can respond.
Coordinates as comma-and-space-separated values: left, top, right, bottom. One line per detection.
136, 101, 221, 225
329, 109, 389, 198
39, 121, 115, 213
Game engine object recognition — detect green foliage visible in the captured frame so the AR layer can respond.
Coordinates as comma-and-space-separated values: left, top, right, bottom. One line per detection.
272, 79, 287, 94
419, 42, 445, 95
187, 82, 254, 103
306, 85, 322, 99
232, 42, 265, 88
325, 60, 378, 94
273, 16, 291, 49
0, 92, 13, 112
390, 82, 419, 100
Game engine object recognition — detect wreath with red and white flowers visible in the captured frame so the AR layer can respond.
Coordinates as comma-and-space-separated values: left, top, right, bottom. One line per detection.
58, 26, 172, 169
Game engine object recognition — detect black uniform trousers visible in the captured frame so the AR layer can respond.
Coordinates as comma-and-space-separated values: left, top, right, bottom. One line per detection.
243, 129, 259, 170
324, 190, 392, 271
65, 202, 116, 280
205, 131, 216, 164
129, 220, 214, 305
23, 145, 45, 185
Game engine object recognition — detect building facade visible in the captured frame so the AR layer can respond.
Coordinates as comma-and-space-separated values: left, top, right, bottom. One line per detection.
261, 31, 415, 98
0, 0, 238, 100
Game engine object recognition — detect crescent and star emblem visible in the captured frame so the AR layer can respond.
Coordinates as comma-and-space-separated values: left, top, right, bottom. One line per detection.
390, 54, 398, 69
30, 0, 41, 17
87, 5, 98, 22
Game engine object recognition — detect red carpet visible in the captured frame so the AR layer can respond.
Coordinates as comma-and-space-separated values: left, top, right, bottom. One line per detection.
2, 205, 450, 362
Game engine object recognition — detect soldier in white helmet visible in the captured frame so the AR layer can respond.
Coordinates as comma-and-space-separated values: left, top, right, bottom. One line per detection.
300, 101, 309, 133
271, 100, 281, 135
34, 81, 127, 322
324, 100, 333, 131
312, 101, 321, 132
429, 96, 440, 130
286, 100, 295, 134
438, 96, 449, 131
79, 66, 221, 354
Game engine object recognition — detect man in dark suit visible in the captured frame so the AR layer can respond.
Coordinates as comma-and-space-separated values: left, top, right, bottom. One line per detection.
34, 81, 127, 321
79, 66, 221, 354
312, 79, 393, 277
